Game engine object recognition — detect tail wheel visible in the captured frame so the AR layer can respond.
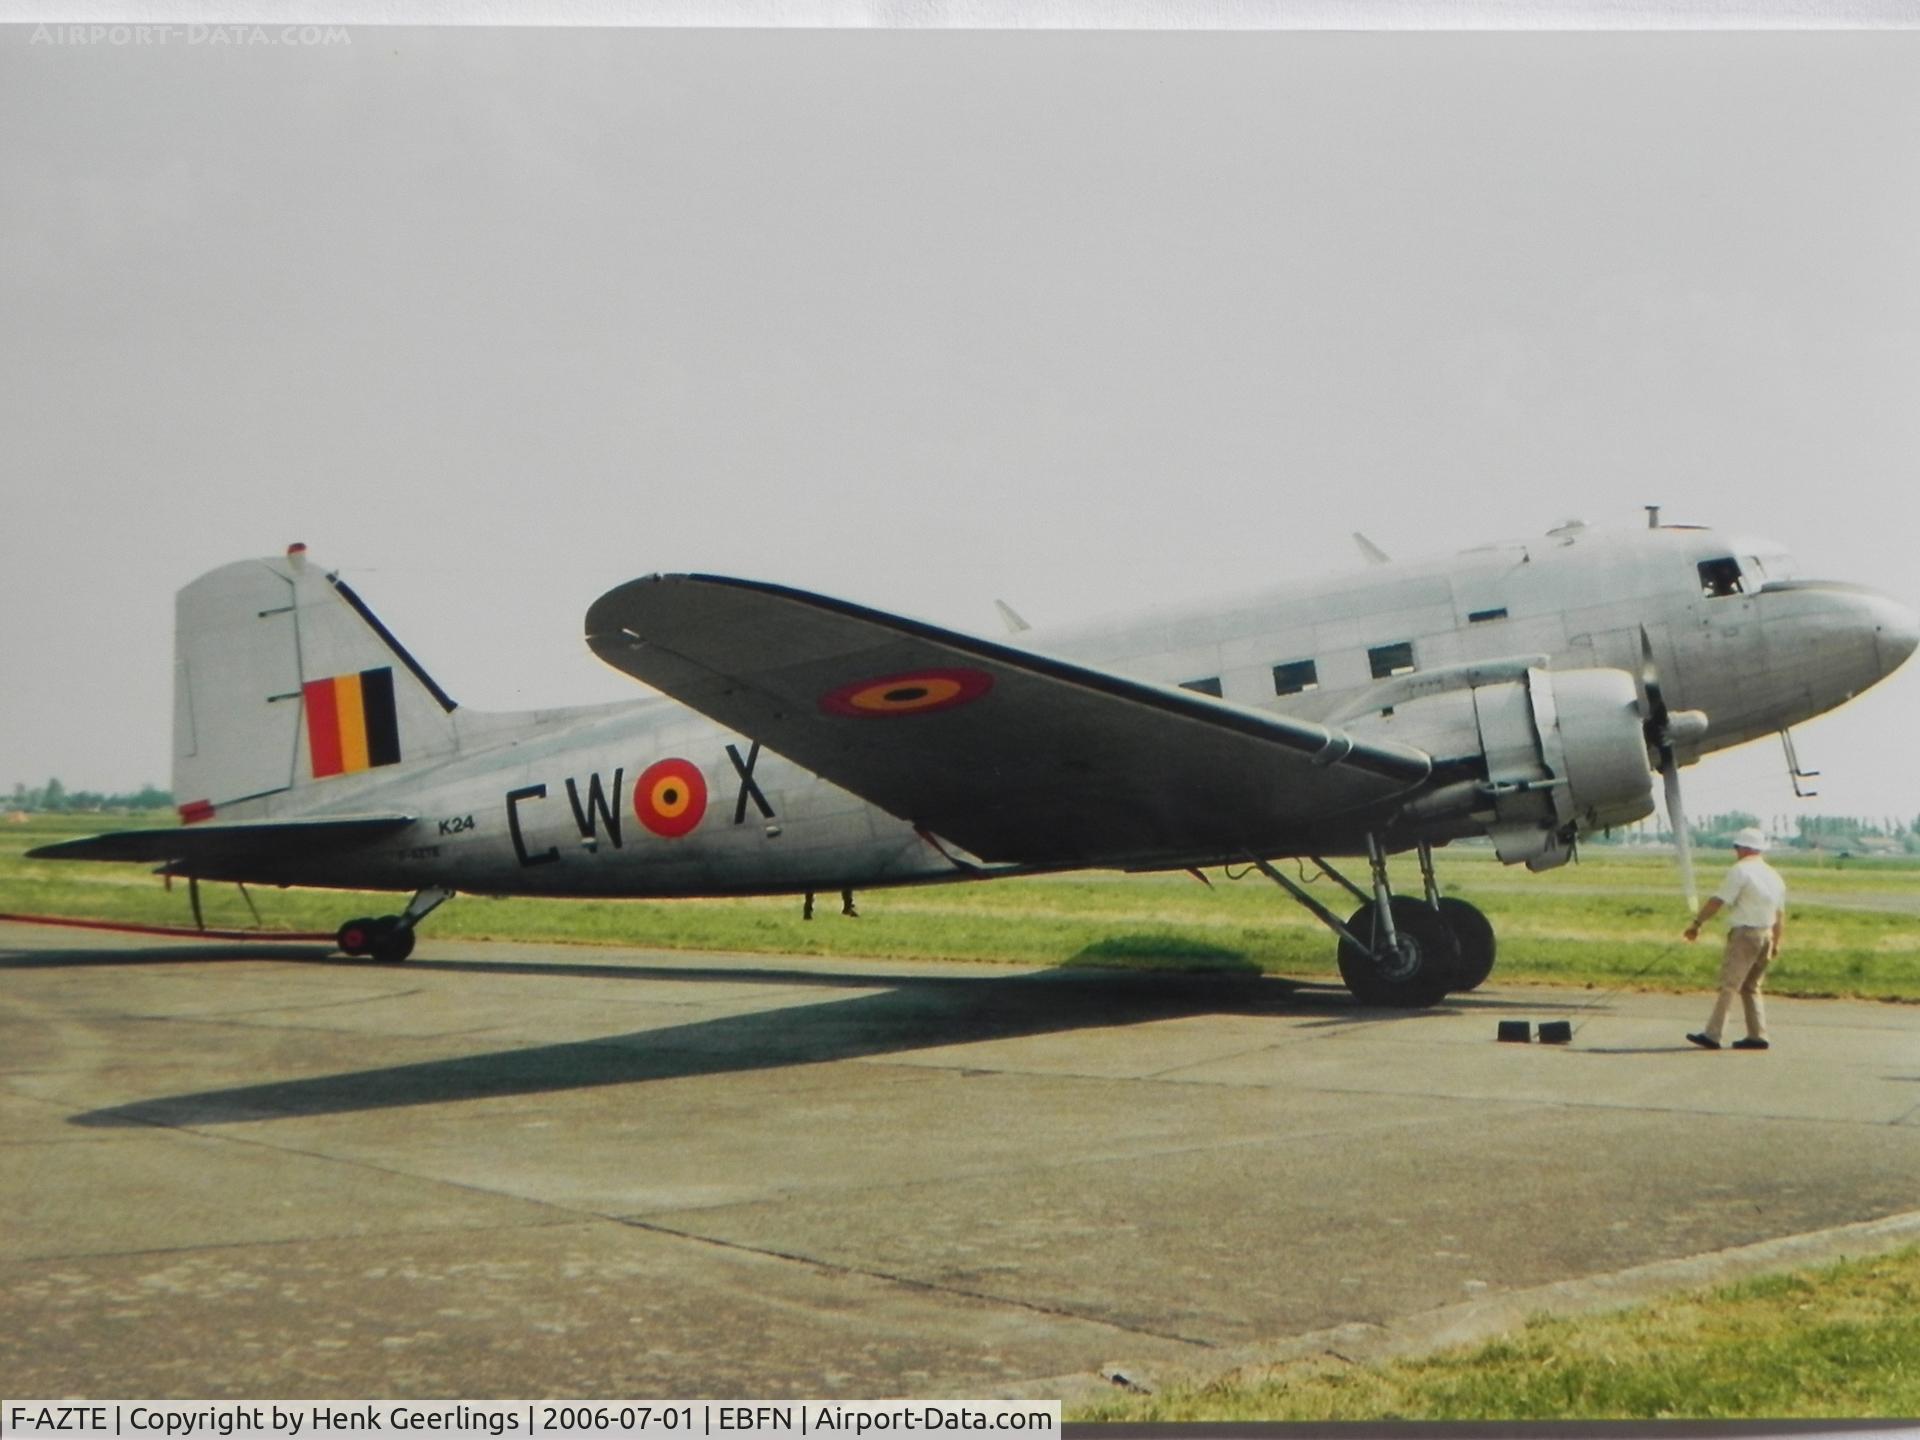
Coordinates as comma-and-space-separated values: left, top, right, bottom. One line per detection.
338, 915, 414, 962
336, 918, 376, 956
1337, 897, 1452, 1008
1437, 897, 1497, 991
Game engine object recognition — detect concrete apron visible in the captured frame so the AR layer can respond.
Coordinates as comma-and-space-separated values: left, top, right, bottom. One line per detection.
3, 920, 1917, 1400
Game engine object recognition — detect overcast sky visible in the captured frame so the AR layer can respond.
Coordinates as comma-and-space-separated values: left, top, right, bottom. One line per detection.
3, 26, 1917, 828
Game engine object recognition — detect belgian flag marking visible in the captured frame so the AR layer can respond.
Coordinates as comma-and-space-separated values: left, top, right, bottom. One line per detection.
305, 667, 403, 778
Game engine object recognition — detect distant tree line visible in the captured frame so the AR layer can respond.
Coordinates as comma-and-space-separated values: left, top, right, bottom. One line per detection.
1785, 813, 1920, 853
8, 779, 172, 813
1598, 809, 1920, 854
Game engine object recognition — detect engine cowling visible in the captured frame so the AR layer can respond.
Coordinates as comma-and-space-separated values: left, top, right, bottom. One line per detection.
1478, 668, 1656, 867
1373, 667, 1656, 870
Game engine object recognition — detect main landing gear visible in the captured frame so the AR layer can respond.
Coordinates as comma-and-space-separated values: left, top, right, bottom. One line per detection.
335, 886, 454, 964
1249, 839, 1495, 1008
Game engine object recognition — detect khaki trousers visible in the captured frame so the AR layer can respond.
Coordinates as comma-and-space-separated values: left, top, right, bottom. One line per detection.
1703, 926, 1772, 1043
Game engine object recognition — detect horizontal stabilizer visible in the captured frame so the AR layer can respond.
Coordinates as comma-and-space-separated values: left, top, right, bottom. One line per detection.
28, 814, 416, 865
586, 574, 1432, 867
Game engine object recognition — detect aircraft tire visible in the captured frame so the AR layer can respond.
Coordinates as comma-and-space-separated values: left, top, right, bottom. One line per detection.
1336, 897, 1451, 1008
336, 918, 377, 957
367, 918, 415, 964
1437, 897, 1496, 991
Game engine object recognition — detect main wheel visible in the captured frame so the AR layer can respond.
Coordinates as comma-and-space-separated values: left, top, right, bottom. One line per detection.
1337, 897, 1453, 1008
367, 916, 415, 964
1437, 897, 1496, 991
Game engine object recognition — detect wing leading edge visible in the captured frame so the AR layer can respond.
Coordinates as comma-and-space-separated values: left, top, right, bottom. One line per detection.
586, 575, 1432, 868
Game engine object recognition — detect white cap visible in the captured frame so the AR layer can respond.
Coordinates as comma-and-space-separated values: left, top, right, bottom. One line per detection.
1731, 827, 1770, 853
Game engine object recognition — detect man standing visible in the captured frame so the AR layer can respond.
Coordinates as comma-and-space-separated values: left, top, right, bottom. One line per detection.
1683, 827, 1787, 1051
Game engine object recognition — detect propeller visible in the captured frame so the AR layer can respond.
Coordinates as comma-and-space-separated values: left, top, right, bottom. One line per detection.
1637, 627, 1710, 912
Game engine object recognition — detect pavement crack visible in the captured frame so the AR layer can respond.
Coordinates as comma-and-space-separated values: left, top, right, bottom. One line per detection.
115, 1119, 1227, 1355
1140, 1042, 1301, 1080
609, 1215, 1219, 1351
37, 1100, 1228, 1362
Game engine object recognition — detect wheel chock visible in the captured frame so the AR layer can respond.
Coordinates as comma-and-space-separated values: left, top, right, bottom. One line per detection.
1497, 1020, 1531, 1043
1537, 1020, 1573, 1045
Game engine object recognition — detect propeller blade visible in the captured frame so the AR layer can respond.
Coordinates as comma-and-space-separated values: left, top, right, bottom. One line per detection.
1664, 761, 1699, 914
1640, 624, 1701, 909
1638, 625, 1671, 738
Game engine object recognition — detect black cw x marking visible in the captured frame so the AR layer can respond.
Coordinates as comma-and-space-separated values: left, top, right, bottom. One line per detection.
728, 740, 775, 825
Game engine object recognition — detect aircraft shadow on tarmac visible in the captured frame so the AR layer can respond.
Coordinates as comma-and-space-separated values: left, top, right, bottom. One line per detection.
49, 935, 1528, 1129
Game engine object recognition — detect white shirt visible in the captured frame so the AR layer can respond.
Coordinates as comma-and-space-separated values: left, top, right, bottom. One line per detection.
1713, 854, 1786, 929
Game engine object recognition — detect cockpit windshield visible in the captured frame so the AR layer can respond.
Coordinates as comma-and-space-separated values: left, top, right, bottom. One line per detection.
1716, 546, 1802, 591
1698, 557, 1745, 598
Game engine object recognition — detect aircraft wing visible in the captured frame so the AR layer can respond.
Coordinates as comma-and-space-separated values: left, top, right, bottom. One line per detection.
586, 575, 1433, 868
27, 815, 416, 865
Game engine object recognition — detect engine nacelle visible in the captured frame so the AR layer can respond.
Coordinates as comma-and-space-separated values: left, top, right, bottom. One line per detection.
1371, 667, 1656, 870
1471, 667, 1656, 868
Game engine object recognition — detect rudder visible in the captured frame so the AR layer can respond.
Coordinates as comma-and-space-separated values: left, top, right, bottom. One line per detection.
172, 546, 460, 818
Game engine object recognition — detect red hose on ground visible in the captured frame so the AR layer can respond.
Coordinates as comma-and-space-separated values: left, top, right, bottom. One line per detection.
0, 912, 336, 943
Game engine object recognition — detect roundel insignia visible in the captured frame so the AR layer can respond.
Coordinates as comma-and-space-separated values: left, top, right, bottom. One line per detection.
634, 757, 708, 838
820, 667, 995, 718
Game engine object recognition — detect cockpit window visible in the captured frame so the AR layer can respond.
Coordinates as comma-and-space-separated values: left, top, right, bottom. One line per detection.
1698, 557, 1745, 598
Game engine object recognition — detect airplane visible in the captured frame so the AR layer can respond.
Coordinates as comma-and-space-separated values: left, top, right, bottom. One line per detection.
30, 516, 1918, 1006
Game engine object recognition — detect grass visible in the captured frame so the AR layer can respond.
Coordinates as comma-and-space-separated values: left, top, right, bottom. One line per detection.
1071, 1246, 1920, 1421
4, 813, 1918, 999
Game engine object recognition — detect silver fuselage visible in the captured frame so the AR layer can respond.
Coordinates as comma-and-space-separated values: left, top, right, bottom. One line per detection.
206, 525, 1918, 897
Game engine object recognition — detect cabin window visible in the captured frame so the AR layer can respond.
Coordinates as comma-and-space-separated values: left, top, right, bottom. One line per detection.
1469, 607, 1508, 624
1368, 641, 1417, 679
1180, 676, 1223, 697
1698, 557, 1745, 598
1272, 659, 1319, 696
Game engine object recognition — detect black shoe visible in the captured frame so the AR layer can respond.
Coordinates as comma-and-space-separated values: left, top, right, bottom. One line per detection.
1731, 1037, 1770, 1051
1686, 1033, 1721, 1050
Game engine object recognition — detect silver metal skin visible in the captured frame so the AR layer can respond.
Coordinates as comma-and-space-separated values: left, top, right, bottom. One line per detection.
33, 521, 1917, 999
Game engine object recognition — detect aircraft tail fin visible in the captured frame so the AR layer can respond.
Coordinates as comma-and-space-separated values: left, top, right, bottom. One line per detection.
172, 547, 461, 819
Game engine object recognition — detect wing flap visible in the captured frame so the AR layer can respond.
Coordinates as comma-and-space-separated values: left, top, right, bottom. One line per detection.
587, 575, 1432, 867
27, 814, 416, 864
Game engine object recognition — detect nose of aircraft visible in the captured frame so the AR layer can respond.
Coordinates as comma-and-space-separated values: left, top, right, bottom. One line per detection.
1863, 589, 1920, 677
1761, 581, 1920, 713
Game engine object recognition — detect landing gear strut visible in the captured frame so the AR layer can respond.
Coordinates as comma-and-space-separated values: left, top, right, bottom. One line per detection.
1248, 840, 1495, 1006
335, 886, 454, 964
1417, 838, 1496, 992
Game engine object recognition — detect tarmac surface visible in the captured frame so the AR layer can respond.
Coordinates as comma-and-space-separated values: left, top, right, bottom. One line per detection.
3, 916, 1918, 1401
